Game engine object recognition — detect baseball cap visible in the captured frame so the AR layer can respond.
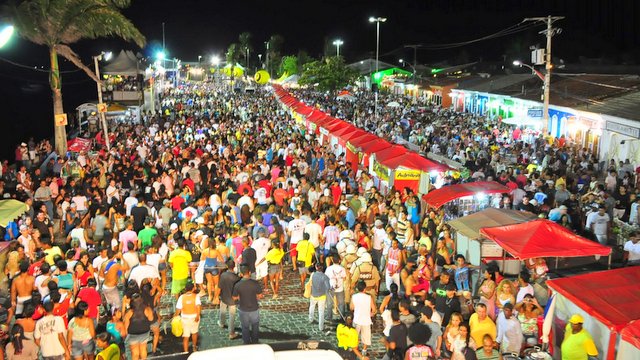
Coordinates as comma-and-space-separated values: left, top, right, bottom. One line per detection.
170, 223, 179, 231
559, 205, 568, 210
19, 224, 28, 231
360, 252, 372, 263
194, 230, 204, 237
569, 314, 584, 324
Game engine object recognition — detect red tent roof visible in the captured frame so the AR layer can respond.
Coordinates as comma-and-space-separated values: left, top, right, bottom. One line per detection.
381, 151, 451, 172
331, 124, 360, 138
479, 219, 612, 260
341, 129, 369, 142
547, 267, 640, 332
374, 145, 409, 163
622, 321, 640, 350
359, 138, 393, 154
322, 118, 349, 132
293, 103, 313, 116
306, 110, 328, 124
422, 181, 511, 208
349, 133, 380, 147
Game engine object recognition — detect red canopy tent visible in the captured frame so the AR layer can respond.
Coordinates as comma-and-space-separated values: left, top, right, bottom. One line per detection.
349, 133, 380, 147
382, 151, 451, 172
293, 103, 313, 116
373, 145, 409, 165
282, 97, 299, 106
546, 267, 640, 360
306, 110, 328, 124
322, 118, 349, 132
620, 321, 640, 359
422, 181, 511, 209
479, 219, 612, 259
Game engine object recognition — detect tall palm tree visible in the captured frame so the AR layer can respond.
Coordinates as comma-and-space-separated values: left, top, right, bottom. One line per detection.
5, 0, 145, 155
238, 31, 252, 69
226, 42, 241, 82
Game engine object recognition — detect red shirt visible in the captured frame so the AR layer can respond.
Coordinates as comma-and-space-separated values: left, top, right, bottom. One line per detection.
171, 195, 185, 211
77, 287, 101, 319
331, 185, 342, 206
28, 260, 45, 277
273, 188, 288, 207
182, 178, 195, 193
237, 183, 253, 197
258, 180, 272, 196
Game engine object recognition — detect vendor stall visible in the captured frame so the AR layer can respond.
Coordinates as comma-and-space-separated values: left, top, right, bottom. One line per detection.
545, 267, 640, 360
619, 321, 640, 360
0, 200, 28, 228
423, 181, 512, 218
447, 208, 538, 269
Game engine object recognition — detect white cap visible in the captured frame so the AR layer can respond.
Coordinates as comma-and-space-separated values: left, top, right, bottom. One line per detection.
19, 224, 28, 231
195, 230, 204, 237
170, 223, 179, 231
346, 244, 357, 254
356, 247, 368, 257
360, 252, 373, 263
195, 217, 205, 224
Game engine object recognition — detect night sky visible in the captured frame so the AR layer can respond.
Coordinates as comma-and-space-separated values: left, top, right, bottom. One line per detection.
0, 0, 638, 159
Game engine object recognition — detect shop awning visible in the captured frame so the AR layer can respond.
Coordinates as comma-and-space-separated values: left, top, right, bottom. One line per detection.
381, 152, 452, 172
373, 145, 408, 163
547, 267, 640, 332
447, 208, 538, 240
0, 200, 28, 227
349, 133, 380, 148
359, 138, 394, 154
422, 181, 511, 209
322, 118, 349, 132
293, 103, 313, 116
621, 321, 640, 353
307, 110, 328, 124
479, 219, 612, 260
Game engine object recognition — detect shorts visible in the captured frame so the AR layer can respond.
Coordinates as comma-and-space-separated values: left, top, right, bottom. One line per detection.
16, 295, 31, 315
172, 278, 188, 295
158, 263, 167, 271
298, 266, 310, 275
71, 340, 95, 357
355, 323, 371, 346
255, 262, 268, 280
290, 243, 298, 258
204, 267, 220, 276
268, 263, 281, 275
150, 319, 160, 330
127, 332, 149, 345
102, 285, 122, 309
181, 317, 200, 337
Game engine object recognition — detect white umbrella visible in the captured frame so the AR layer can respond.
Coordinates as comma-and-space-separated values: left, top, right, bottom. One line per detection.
387, 101, 401, 107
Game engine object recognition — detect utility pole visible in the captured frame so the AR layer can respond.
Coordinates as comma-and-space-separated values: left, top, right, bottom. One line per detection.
265, 41, 270, 77
523, 16, 563, 134
405, 44, 419, 71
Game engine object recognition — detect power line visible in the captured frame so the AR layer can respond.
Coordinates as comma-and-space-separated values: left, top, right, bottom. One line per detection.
0, 55, 82, 74
554, 73, 638, 91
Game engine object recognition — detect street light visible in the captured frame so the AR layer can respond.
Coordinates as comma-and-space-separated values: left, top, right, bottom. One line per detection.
155, 51, 165, 61
332, 39, 343, 57
399, 58, 416, 77
512, 60, 545, 81
92, 51, 113, 151
0, 25, 14, 49
211, 55, 220, 66
369, 16, 386, 121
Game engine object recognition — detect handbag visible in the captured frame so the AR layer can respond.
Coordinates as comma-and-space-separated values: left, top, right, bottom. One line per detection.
303, 276, 313, 298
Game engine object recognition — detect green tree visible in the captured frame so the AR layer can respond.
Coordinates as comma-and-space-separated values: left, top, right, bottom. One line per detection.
238, 31, 252, 69
278, 55, 297, 77
266, 34, 284, 77
296, 50, 314, 74
298, 56, 359, 92
5, 0, 145, 155
226, 43, 242, 81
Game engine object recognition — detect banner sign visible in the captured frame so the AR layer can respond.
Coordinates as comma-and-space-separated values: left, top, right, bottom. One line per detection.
346, 142, 358, 154
394, 169, 421, 181
55, 113, 68, 126
373, 161, 390, 182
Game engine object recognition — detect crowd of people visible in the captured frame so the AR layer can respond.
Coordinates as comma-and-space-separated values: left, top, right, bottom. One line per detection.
0, 78, 627, 360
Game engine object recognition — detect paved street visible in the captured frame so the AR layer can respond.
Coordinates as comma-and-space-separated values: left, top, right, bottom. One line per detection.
154, 270, 387, 358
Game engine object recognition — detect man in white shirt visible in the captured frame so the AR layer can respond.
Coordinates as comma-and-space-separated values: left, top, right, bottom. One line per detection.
35, 301, 69, 359
251, 229, 271, 285
585, 205, 610, 245
304, 214, 323, 253
128, 253, 160, 287
496, 303, 523, 354
350, 280, 377, 354
325, 254, 347, 321
124, 192, 138, 216
287, 210, 306, 271
624, 231, 640, 266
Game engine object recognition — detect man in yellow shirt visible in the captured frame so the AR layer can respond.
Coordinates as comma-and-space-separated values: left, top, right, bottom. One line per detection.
295, 233, 316, 289
336, 315, 368, 360
469, 303, 497, 347
169, 239, 192, 298
561, 314, 598, 360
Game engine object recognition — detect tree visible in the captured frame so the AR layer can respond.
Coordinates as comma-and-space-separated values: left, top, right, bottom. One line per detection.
298, 56, 359, 92
278, 55, 297, 77
266, 34, 284, 77
238, 31, 252, 69
296, 50, 314, 74
5, 0, 145, 155
226, 43, 242, 81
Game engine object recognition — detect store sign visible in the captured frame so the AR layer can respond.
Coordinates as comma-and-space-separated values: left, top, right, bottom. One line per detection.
606, 121, 640, 139
394, 169, 421, 181
346, 142, 357, 154
481, 241, 504, 257
373, 161, 390, 182
527, 108, 543, 118
319, 127, 329, 136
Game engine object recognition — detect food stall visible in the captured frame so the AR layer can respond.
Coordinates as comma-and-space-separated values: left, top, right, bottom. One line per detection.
422, 181, 512, 219
545, 267, 640, 360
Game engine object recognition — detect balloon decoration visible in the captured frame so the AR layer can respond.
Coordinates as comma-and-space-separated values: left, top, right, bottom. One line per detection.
221, 64, 244, 77
254, 70, 271, 85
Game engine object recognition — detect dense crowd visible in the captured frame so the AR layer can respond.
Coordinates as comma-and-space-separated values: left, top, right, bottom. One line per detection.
0, 79, 632, 360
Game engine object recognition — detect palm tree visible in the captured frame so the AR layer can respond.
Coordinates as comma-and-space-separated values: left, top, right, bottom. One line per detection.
226, 43, 241, 82
5, 0, 145, 155
238, 31, 252, 69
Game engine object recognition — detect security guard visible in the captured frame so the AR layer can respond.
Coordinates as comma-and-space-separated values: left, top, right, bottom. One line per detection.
351, 252, 380, 299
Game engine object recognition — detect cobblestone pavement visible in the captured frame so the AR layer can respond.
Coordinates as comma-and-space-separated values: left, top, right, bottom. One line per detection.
153, 268, 387, 359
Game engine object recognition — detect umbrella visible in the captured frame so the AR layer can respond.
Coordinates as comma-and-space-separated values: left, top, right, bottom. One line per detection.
387, 101, 401, 107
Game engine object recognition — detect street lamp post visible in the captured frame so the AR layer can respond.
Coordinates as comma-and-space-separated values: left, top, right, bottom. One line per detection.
92, 51, 112, 151
332, 39, 343, 57
369, 16, 386, 121
0, 25, 14, 49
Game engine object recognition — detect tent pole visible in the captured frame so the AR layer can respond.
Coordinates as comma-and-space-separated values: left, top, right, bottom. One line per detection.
502, 250, 506, 273
555, 257, 559, 270
607, 254, 611, 270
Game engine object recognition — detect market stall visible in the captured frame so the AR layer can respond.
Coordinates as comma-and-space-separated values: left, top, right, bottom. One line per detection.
545, 267, 640, 360
422, 181, 512, 218
619, 321, 640, 360
447, 208, 538, 269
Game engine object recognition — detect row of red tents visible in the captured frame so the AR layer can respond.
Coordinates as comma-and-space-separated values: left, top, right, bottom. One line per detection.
273, 85, 451, 174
